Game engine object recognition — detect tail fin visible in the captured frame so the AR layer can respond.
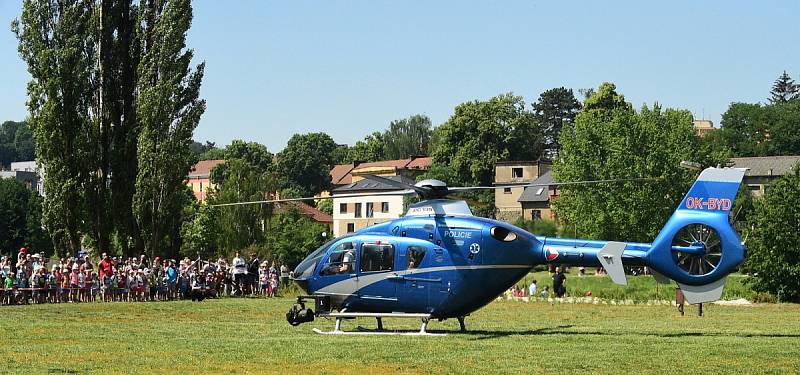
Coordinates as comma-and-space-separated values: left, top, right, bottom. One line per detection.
645, 167, 747, 303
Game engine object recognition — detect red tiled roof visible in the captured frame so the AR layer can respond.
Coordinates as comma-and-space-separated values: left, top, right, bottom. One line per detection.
329, 157, 432, 186
330, 163, 357, 185
354, 158, 413, 170
189, 159, 224, 178
285, 201, 332, 224
406, 156, 432, 169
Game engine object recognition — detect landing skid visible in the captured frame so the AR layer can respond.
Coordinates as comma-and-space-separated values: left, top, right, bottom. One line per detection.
312, 312, 451, 336
311, 327, 446, 336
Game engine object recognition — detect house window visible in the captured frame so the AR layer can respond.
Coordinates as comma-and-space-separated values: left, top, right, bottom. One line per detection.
531, 210, 542, 221
512, 167, 523, 178
381, 202, 389, 213
361, 243, 395, 273
339, 203, 347, 214
503, 187, 512, 194
346, 223, 355, 233
366, 202, 374, 218
355, 203, 362, 218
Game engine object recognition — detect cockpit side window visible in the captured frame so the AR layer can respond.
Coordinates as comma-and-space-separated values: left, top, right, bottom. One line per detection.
360, 243, 394, 273
321, 242, 356, 276
407, 246, 426, 269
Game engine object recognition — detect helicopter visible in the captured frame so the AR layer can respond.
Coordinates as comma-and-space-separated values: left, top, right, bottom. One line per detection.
214, 166, 747, 335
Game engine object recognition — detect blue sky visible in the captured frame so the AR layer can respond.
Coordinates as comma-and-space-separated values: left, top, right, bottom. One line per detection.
1, 1, 798, 152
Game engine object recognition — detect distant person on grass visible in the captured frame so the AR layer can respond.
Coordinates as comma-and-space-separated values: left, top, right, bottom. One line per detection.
552, 267, 567, 298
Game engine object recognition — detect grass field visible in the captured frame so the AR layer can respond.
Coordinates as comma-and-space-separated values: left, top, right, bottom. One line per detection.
1, 296, 799, 374
520, 270, 758, 302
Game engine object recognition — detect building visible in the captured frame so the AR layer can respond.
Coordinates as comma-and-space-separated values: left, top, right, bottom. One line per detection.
329, 157, 432, 237
494, 160, 551, 222
331, 175, 411, 237
693, 120, 716, 137
517, 171, 559, 221
187, 159, 224, 202
0, 170, 39, 193
731, 155, 800, 196
10, 161, 45, 196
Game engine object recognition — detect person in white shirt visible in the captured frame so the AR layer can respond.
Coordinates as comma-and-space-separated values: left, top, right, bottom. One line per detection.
528, 280, 537, 300
231, 252, 247, 296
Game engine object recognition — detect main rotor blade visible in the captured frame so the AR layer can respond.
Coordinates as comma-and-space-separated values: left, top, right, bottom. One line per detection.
448, 177, 660, 193
210, 189, 416, 207
361, 174, 431, 196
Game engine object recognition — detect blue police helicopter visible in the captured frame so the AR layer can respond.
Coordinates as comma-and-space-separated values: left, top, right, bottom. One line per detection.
216, 166, 747, 335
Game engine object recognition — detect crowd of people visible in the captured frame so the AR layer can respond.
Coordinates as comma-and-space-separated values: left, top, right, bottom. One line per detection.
1, 248, 293, 306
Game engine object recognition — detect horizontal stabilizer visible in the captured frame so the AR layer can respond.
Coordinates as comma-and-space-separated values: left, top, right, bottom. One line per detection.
678, 277, 727, 304
650, 269, 671, 285
597, 241, 627, 286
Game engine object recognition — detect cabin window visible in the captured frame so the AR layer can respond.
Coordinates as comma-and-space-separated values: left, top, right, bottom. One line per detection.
490, 226, 517, 242
339, 203, 347, 214
360, 243, 394, 273
366, 202, 374, 218
503, 187, 512, 194
531, 210, 542, 221
512, 167, 523, 178
355, 203, 362, 218
321, 242, 356, 275
381, 202, 389, 213
407, 246, 426, 269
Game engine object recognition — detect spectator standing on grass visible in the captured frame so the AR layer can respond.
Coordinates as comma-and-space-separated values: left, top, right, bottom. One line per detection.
552, 267, 566, 298
529, 280, 537, 299
231, 252, 246, 296
247, 253, 260, 295
280, 263, 289, 288
3, 272, 14, 305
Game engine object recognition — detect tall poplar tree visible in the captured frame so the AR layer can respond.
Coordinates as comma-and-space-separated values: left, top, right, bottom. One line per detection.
14, 1, 98, 253
133, 0, 206, 257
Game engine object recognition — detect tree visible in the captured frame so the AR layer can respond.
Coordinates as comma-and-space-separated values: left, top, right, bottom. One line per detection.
769, 71, 799, 104
268, 206, 329, 267
431, 93, 544, 186
347, 132, 385, 163
552, 83, 725, 242
209, 140, 276, 252
532, 87, 581, 156
746, 164, 800, 302
717, 103, 774, 157
0, 179, 51, 257
133, 0, 206, 257
14, 1, 99, 253
277, 133, 338, 197
383, 114, 432, 159
0, 121, 35, 168
716, 100, 800, 157
180, 202, 217, 259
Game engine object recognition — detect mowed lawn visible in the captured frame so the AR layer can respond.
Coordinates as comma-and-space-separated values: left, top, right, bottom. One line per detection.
1, 297, 799, 374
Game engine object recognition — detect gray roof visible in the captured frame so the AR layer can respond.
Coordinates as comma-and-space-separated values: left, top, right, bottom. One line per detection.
517, 171, 554, 203
332, 175, 416, 193
731, 156, 800, 177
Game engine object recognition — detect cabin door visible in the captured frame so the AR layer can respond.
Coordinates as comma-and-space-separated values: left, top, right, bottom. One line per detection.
357, 242, 398, 310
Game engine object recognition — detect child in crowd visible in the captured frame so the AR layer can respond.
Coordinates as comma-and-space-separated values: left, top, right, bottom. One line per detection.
3, 272, 14, 305
259, 263, 269, 297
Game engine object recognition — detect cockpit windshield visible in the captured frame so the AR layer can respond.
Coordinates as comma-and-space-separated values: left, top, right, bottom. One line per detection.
293, 238, 338, 280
